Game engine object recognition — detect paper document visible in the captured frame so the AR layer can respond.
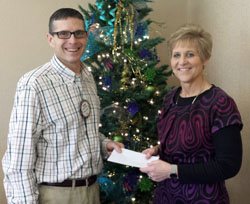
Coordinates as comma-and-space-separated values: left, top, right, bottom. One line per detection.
107, 148, 159, 168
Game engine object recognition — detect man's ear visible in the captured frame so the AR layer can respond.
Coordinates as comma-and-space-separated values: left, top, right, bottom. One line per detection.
47, 33, 55, 48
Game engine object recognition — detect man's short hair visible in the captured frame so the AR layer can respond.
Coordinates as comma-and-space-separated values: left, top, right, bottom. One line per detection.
49, 8, 85, 34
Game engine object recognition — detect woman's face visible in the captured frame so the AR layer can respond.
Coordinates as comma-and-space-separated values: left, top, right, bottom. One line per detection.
171, 41, 208, 85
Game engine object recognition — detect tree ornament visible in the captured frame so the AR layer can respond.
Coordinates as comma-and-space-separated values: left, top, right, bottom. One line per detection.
139, 48, 152, 61
146, 85, 155, 92
127, 102, 139, 115
113, 135, 123, 143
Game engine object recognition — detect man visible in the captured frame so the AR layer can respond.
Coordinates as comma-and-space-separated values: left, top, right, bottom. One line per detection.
2, 8, 123, 204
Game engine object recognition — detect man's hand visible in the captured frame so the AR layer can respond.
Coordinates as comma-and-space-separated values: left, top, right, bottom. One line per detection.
106, 141, 124, 155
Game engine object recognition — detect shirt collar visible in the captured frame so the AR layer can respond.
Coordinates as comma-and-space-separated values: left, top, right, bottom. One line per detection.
51, 55, 84, 82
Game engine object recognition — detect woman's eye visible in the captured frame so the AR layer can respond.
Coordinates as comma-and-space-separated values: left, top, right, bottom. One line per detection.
173, 53, 180, 58
186, 52, 194, 57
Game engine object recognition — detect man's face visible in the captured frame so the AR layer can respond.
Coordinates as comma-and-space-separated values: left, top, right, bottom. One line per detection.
47, 17, 87, 72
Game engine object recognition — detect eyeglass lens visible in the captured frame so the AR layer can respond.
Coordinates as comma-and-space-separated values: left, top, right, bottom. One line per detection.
56, 30, 87, 39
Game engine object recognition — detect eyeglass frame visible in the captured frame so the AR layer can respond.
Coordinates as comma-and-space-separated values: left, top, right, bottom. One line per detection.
50, 30, 88, 39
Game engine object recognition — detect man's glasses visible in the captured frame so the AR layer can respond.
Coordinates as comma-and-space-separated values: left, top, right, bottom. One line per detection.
51, 30, 87, 39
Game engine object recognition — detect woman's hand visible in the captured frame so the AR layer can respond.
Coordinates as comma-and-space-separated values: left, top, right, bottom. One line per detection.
142, 145, 159, 159
140, 160, 171, 182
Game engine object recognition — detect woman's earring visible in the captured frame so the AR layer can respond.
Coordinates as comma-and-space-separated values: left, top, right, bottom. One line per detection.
171, 71, 175, 77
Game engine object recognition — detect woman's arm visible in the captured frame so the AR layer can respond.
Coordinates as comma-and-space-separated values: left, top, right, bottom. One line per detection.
178, 125, 242, 183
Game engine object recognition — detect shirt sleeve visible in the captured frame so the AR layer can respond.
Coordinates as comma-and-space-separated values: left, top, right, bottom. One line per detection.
178, 125, 242, 184
2, 81, 42, 204
99, 132, 111, 159
211, 94, 243, 133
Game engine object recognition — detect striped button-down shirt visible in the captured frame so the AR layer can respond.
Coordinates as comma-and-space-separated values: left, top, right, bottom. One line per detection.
2, 56, 110, 204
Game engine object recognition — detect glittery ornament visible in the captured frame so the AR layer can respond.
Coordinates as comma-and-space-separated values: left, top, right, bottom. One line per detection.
139, 48, 152, 61
146, 85, 155, 92
113, 135, 123, 143
127, 102, 139, 115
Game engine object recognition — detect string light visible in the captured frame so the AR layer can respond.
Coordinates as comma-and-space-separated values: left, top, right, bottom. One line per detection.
87, 67, 92, 72
99, 123, 102, 127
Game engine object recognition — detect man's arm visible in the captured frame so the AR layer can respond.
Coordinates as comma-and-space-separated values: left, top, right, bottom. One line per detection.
2, 82, 42, 204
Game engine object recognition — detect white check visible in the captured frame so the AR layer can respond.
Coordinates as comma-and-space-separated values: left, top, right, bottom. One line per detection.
107, 148, 159, 168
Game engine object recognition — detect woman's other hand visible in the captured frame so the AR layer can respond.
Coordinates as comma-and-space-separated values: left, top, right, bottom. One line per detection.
140, 160, 171, 182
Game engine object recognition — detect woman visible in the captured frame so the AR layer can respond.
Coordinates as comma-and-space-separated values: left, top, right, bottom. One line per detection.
140, 24, 243, 204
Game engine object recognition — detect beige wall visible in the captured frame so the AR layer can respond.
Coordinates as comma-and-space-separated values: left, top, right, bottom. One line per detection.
0, 0, 249, 203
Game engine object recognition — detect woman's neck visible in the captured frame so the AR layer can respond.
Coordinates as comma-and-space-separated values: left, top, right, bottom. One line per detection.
180, 78, 211, 98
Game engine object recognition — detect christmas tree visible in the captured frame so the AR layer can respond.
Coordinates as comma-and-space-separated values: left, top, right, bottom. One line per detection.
79, 0, 172, 203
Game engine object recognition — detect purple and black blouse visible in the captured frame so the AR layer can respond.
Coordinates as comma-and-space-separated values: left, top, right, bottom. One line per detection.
154, 85, 243, 204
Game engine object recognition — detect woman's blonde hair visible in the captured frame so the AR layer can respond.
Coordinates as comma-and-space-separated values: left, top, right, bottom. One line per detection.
167, 23, 212, 62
